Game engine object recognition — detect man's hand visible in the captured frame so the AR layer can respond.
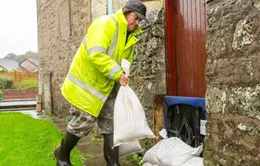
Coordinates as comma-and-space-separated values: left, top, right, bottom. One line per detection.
119, 73, 128, 86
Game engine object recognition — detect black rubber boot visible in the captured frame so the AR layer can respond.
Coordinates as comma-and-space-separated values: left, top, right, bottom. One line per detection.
54, 132, 80, 166
103, 134, 120, 166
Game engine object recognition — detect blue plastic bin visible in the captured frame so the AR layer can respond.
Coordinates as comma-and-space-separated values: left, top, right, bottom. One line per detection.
163, 96, 207, 147
164, 96, 206, 128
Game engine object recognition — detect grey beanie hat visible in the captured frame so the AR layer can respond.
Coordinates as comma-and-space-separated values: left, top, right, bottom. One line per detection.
123, 0, 147, 21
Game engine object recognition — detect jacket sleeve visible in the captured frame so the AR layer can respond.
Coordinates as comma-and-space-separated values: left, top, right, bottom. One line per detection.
85, 16, 123, 81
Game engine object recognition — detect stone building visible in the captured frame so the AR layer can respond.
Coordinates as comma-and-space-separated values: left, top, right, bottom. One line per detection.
205, 0, 260, 165
37, 0, 259, 165
37, 0, 91, 115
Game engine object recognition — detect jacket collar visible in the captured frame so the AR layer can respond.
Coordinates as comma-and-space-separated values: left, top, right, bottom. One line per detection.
114, 9, 143, 36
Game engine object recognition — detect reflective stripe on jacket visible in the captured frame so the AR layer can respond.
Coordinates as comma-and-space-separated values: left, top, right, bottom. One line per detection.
61, 9, 142, 117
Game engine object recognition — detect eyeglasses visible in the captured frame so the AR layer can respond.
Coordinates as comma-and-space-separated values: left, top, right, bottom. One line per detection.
131, 12, 142, 23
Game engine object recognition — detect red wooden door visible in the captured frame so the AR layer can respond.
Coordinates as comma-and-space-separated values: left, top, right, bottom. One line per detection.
165, 0, 206, 97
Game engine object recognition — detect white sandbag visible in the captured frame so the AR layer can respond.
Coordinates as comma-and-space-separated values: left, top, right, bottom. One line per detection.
156, 137, 203, 166
119, 141, 143, 158
143, 137, 203, 166
142, 140, 163, 165
143, 162, 154, 166
159, 128, 168, 139
142, 129, 167, 165
143, 162, 160, 166
113, 59, 155, 147
181, 157, 204, 166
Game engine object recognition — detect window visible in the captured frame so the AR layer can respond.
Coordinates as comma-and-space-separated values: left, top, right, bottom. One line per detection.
57, 0, 65, 5
59, 0, 71, 39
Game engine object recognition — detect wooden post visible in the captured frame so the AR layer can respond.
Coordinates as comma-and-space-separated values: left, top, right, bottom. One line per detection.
153, 95, 165, 143
36, 95, 42, 113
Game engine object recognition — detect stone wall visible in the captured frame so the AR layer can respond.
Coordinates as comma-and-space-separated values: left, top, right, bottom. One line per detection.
91, 0, 127, 20
131, 7, 166, 149
142, 0, 162, 13
205, 0, 260, 165
113, 0, 127, 12
91, 0, 106, 19
2, 89, 38, 100
37, 0, 91, 116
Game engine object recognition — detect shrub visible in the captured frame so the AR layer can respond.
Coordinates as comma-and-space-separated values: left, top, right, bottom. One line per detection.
0, 76, 13, 89
0, 69, 7, 72
13, 79, 38, 89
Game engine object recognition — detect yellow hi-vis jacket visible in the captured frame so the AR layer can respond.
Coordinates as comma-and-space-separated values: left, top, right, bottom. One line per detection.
61, 9, 142, 117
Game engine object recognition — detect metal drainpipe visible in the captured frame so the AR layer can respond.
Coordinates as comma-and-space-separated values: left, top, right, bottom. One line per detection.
108, 0, 113, 14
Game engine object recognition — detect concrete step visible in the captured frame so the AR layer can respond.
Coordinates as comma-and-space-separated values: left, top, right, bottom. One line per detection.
51, 118, 134, 166
51, 118, 68, 132
84, 156, 133, 166
0, 104, 36, 108
52, 118, 67, 124
2, 98, 36, 102
0, 107, 36, 112
78, 136, 93, 146
0, 100, 36, 112
55, 123, 67, 131
84, 154, 106, 166
78, 141, 103, 155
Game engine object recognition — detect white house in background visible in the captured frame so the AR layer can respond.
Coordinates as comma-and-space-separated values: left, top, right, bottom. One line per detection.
0, 59, 19, 71
19, 59, 38, 73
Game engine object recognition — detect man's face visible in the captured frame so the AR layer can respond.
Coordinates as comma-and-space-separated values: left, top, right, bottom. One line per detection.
125, 12, 142, 31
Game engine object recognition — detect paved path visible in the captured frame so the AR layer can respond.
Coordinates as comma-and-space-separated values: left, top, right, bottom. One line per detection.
51, 117, 107, 165
0, 100, 35, 106
52, 117, 132, 166
0, 99, 36, 111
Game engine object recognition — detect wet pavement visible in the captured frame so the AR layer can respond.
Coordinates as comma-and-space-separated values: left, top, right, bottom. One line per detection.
52, 116, 132, 166
0, 109, 46, 117
20, 110, 49, 119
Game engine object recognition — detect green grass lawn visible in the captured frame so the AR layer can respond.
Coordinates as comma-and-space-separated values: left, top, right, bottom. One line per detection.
0, 112, 83, 166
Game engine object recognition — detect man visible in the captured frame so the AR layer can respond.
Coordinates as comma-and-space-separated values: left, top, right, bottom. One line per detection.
54, 0, 147, 166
